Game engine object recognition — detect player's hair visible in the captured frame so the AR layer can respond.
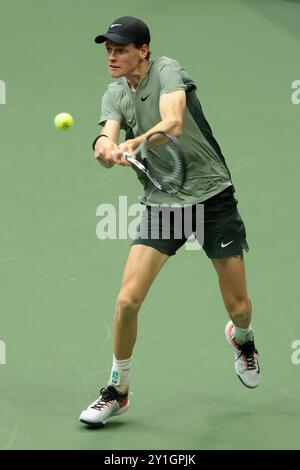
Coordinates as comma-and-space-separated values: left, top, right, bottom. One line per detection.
133, 42, 151, 61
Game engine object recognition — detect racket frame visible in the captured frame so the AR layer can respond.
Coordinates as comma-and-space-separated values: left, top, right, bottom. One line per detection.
123, 131, 186, 194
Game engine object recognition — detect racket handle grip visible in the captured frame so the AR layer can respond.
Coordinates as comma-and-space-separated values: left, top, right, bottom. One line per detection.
124, 155, 136, 164
124, 152, 136, 163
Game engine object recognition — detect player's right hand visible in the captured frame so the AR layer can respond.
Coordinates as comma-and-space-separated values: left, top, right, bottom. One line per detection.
111, 140, 134, 167
94, 137, 118, 168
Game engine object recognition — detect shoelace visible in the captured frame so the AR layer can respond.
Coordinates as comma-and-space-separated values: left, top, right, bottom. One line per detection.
236, 341, 258, 370
92, 386, 119, 411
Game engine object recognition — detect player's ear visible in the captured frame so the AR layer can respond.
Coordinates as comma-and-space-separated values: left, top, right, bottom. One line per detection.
140, 44, 149, 60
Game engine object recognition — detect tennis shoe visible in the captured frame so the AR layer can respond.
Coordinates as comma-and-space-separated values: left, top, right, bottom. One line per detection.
225, 320, 260, 388
79, 385, 129, 426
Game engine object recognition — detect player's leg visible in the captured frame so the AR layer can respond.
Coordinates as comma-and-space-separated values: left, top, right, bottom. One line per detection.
113, 244, 169, 361
211, 254, 251, 330
212, 254, 260, 388
201, 187, 260, 388
80, 245, 169, 426
80, 204, 186, 426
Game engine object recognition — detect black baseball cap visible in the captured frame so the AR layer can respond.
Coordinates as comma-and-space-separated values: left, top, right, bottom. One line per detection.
95, 16, 150, 45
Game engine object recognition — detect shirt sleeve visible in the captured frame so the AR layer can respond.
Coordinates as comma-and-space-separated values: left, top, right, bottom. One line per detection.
98, 88, 123, 126
158, 58, 197, 95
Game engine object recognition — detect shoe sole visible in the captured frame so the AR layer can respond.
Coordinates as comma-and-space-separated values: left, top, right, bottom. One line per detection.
79, 402, 129, 427
79, 419, 105, 428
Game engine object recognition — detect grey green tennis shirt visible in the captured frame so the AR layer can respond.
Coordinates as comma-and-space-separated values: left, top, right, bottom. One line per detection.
99, 56, 233, 205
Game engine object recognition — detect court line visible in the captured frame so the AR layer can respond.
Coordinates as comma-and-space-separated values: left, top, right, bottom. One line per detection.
3, 422, 21, 450
263, 380, 300, 401
0, 257, 20, 263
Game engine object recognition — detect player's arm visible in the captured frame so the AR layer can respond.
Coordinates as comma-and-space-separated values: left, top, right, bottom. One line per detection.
114, 90, 186, 161
94, 120, 121, 169
137, 90, 186, 145
158, 89, 186, 137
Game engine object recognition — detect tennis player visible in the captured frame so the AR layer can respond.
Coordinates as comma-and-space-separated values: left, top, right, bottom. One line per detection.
80, 16, 260, 426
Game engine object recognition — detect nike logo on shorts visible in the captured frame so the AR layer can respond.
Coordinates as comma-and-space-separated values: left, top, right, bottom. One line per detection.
221, 240, 234, 248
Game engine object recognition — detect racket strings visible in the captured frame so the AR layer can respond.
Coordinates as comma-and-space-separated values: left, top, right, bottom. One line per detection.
144, 141, 185, 192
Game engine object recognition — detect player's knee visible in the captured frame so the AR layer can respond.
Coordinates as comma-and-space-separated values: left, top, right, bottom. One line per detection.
226, 298, 250, 321
116, 291, 141, 320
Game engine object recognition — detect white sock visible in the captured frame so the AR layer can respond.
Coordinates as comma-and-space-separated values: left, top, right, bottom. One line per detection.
108, 355, 132, 393
233, 325, 254, 345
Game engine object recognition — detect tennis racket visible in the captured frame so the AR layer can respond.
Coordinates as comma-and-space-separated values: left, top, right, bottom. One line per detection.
123, 131, 186, 194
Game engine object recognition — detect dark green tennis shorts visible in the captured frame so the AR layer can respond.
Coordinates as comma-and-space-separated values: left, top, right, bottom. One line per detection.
131, 186, 249, 258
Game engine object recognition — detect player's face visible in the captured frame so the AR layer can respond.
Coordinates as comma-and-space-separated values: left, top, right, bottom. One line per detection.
105, 41, 147, 78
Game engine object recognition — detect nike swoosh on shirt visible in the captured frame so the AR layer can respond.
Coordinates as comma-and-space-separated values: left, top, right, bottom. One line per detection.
141, 94, 150, 101
221, 240, 234, 248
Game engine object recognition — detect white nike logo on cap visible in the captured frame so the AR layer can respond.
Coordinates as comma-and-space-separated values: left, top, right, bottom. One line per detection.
110, 24, 122, 28
221, 240, 234, 248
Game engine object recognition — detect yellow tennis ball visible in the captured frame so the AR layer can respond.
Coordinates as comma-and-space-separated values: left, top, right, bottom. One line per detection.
54, 112, 74, 131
